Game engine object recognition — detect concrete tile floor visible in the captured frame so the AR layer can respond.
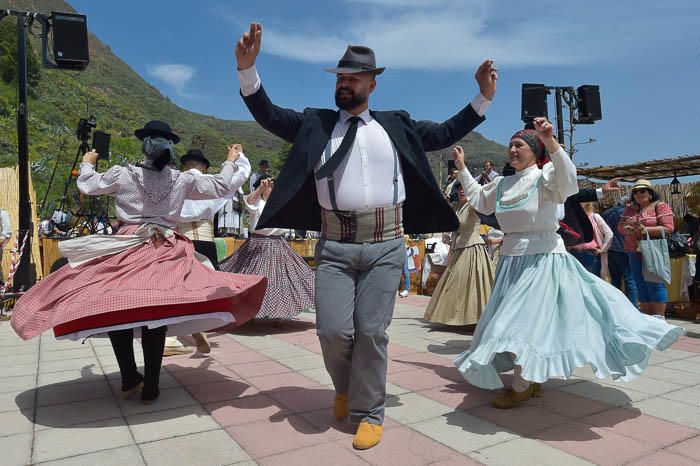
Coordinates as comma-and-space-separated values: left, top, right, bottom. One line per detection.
0, 297, 699, 465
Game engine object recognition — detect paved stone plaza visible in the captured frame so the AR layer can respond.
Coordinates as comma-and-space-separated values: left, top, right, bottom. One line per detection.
1, 296, 700, 465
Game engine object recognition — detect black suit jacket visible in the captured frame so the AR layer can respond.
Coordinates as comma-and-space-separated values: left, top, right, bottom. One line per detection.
242, 86, 486, 234
563, 188, 597, 244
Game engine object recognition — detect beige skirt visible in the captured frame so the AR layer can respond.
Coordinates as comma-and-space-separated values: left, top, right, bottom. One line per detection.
423, 244, 495, 326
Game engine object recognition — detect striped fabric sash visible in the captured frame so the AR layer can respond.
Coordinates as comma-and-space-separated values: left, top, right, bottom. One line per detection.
320, 204, 404, 243
177, 220, 214, 242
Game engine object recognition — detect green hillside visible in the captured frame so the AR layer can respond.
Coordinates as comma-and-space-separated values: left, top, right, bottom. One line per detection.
0, 0, 507, 217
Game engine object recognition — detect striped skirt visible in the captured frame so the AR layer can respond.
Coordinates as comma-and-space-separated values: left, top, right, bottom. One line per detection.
218, 235, 315, 319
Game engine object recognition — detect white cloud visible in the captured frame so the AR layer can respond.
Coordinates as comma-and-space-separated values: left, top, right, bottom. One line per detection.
223, 0, 699, 70
146, 64, 196, 97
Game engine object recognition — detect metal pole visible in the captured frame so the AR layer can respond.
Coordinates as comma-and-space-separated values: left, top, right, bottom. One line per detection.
15, 13, 33, 290
554, 87, 566, 147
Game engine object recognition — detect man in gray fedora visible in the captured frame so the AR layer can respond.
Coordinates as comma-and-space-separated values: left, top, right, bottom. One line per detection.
234, 22, 497, 450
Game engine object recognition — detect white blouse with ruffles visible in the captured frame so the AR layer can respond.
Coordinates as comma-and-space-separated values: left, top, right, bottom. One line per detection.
458, 147, 579, 256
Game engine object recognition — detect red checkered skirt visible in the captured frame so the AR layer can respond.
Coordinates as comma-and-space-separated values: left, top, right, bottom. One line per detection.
218, 235, 314, 319
10, 226, 267, 340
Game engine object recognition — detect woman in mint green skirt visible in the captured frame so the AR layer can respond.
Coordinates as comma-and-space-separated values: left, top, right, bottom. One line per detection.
452, 118, 684, 409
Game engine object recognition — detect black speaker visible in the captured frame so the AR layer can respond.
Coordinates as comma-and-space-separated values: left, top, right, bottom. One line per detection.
51, 12, 89, 69
576, 85, 602, 123
521, 83, 548, 121
92, 131, 111, 160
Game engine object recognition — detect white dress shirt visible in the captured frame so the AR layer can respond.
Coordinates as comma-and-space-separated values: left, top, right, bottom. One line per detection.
238, 65, 492, 211
177, 154, 251, 222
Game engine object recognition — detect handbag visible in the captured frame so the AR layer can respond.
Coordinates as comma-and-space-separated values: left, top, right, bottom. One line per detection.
653, 203, 686, 258
639, 228, 672, 284
667, 232, 689, 258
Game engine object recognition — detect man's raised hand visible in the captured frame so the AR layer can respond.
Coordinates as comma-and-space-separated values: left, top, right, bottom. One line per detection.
602, 177, 622, 194
475, 60, 498, 100
235, 23, 262, 71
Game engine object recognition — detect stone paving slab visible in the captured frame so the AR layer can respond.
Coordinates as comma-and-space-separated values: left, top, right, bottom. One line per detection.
0, 298, 699, 465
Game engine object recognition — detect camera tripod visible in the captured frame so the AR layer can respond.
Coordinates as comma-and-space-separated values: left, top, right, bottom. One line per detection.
57, 118, 116, 236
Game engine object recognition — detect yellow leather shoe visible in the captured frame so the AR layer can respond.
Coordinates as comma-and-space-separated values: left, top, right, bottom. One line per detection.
333, 393, 349, 421
353, 420, 383, 450
533, 382, 542, 397
491, 384, 537, 409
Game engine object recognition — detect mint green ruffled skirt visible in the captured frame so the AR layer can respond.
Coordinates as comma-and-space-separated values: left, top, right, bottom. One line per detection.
454, 252, 685, 390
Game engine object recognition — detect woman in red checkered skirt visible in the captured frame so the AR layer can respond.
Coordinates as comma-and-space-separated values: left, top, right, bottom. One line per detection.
11, 121, 267, 403
219, 177, 315, 319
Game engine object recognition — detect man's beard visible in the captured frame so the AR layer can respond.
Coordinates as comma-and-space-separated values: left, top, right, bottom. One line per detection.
335, 88, 367, 110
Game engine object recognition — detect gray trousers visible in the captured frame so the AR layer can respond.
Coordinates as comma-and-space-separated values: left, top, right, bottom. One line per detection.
314, 237, 404, 425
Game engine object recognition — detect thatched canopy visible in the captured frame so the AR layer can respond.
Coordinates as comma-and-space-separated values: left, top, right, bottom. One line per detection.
579, 177, 700, 220
577, 153, 700, 182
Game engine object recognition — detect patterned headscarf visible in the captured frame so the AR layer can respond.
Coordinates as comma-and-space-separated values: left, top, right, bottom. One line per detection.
141, 136, 175, 171
510, 129, 549, 168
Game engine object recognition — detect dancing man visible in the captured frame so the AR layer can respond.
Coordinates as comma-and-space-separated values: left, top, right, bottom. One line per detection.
234, 22, 497, 449
170, 145, 252, 354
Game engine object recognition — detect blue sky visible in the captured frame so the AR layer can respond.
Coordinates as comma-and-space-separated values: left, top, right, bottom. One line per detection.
70, 0, 699, 175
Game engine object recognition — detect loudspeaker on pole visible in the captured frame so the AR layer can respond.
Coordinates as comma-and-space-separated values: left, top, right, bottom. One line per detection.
521, 83, 548, 121
576, 85, 602, 123
51, 12, 89, 69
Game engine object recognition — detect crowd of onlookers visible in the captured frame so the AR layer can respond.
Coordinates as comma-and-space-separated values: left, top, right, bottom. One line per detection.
16, 155, 700, 325
437, 160, 697, 321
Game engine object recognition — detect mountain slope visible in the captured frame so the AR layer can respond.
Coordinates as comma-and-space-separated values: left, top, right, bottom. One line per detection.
0, 0, 507, 216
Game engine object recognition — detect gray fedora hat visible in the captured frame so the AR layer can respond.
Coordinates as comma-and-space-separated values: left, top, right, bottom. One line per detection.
324, 45, 385, 75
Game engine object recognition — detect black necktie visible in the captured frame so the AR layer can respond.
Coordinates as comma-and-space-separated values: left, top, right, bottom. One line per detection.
315, 116, 362, 180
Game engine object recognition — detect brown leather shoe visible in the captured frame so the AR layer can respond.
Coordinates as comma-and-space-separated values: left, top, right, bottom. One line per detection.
333, 393, 349, 421
122, 382, 143, 400
491, 384, 538, 409
353, 420, 383, 450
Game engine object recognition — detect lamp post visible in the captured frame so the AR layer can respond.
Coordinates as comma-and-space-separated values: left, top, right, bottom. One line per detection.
670, 173, 681, 195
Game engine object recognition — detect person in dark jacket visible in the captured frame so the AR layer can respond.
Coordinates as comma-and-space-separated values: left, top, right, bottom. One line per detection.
234, 22, 497, 450
602, 201, 638, 305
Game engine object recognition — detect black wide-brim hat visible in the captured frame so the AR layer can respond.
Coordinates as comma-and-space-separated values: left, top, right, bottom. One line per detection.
180, 149, 210, 169
325, 45, 385, 75
134, 120, 181, 144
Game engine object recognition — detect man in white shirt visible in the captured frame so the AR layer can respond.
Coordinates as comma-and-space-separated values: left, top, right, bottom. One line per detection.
164, 145, 251, 356
249, 159, 269, 193
215, 188, 245, 237
235, 22, 496, 450
475, 160, 499, 185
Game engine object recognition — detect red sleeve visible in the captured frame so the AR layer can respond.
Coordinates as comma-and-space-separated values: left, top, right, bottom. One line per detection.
617, 207, 634, 236
655, 202, 675, 232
